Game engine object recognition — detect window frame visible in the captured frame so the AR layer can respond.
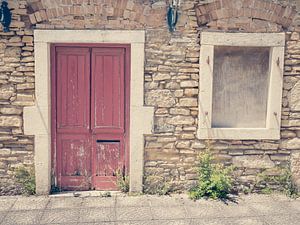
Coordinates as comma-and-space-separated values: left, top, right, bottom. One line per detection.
197, 32, 285, 140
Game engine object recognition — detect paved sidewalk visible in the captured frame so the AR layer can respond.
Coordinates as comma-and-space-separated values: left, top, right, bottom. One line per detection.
0, 193, 299, 225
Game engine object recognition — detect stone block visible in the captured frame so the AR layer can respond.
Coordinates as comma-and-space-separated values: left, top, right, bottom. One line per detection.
254, 143, 279, 150
40, 10, 48, 21
9, 37, 21, 43
291, 32, 299, 41
179, 98, 197, 107
165, 82, 180, 89
170, 108, 190, 116
22, 36, 33, 44
166, 116, 194, 125
180, 133, 195, 139
176, 141, 191, 148
154, 117, 175, 133
281, 131, 296, 138
157, 137, 177, 142
192, 141, 206, 149
153, 73, 171, 81
174, 90, 184, 97
12, 93, 34, 106
184, 88, 198, 97
126, 0, 135, 11
0, 148, 10, 156
29, 14, 37, 24
290, 80, 300, 111
0, 116, 22, 127
10, 21, 25, 29
0, 85, 15, 100
16, 83, 34, 90
270, 154, 290, 161
145, 90, 175, 107
180, 81, 198, 88
280, 138, 300, 150
0, 107, 22, 115
232, 155, 275, 169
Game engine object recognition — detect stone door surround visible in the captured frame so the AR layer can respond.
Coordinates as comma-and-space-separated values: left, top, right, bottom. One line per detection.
24, 30, 154, 195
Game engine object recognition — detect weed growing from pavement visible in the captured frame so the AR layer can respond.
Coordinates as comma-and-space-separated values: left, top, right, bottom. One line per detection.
116, 170, 129, 193
255, 166, 299, 198
100, 191, 112, 197
188, 149, 234, 200
14, 166, 36, 195
143, 175, 173, 195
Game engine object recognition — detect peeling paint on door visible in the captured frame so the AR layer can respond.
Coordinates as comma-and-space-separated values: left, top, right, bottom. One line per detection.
52, 45, 130, 191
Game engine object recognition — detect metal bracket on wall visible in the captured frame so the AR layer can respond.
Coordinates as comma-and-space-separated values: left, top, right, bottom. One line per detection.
207, 56, 210, 65
167, 0, 180, 32
0, 1, 11, 33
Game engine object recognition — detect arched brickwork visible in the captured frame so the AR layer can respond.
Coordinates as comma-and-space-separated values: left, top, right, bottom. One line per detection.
27, 0, 167, 29
195, 0, 298, 32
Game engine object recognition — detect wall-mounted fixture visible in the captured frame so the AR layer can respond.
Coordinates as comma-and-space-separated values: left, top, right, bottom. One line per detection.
167, 0, 180, 32
0, 1, 11, 33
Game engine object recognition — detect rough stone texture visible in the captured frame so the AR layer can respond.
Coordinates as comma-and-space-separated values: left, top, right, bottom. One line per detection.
0, 0, 34, 195
0, 116, 22, 127
195, 0, 299, 32
290, 80, 300, 111
232, 155, 275, 169
0, 0, 299, 194
291, 151, 300, 189
280, 138, 300, 150
145, 90, 175, 108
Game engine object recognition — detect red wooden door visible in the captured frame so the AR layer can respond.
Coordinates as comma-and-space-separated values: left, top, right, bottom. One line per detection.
91, 48, 126, 190
53, 45, 128, 191
55, 47, 91, 191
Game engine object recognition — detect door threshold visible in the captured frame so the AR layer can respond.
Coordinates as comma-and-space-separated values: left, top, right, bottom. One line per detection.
50, 190, 121, 198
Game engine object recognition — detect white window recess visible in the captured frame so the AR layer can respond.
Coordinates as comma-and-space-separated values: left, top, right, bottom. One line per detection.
198, 32, 285, 140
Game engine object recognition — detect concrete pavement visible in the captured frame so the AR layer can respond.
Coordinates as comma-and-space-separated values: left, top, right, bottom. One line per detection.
0, 193, 299, 225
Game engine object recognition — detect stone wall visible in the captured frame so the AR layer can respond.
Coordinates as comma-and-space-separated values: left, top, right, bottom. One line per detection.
0, 1, 34, 195
144, 0, 300, 192
0, 0, 299, 194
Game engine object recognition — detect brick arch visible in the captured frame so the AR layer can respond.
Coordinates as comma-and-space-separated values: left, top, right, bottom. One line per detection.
195, 0, 298, 31
26, 0, 166, 28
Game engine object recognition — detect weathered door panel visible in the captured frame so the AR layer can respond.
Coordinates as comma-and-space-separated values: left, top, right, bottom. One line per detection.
91, 48, 125, 134
91, 48, 126, 190
91, 135, 125, 190
53, 45, 128, 191
57, 134, 91, 190
55, 47, 91, 191
56, 47, 90, 133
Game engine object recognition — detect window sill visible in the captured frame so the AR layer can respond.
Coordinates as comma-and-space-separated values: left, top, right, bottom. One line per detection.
197, 128, 280, 140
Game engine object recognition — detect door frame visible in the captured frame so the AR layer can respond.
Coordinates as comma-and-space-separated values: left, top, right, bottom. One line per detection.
51, 44, 131, 190
24, 30, 154, 194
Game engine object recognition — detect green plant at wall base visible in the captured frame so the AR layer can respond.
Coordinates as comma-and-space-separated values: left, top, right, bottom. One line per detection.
159, 181, 172, 196
14, 166, 36, 195
188, 150, 234, 200
116, 170, 129, 193
261, 187, 272, 195
256, 166, 298, 198
143, 175, 173, 195
100, 191, 112, 197
279, 167, 299, 197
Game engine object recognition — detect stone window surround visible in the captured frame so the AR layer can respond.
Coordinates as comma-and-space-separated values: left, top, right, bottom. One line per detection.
198, 32, 285, 140
23, 30, 154, 195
